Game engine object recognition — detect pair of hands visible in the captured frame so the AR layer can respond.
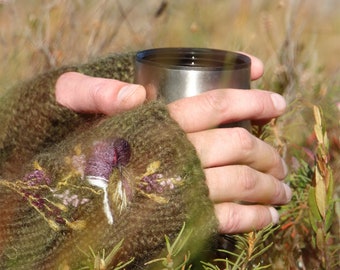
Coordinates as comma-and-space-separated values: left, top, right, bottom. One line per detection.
55, 54, 291, 234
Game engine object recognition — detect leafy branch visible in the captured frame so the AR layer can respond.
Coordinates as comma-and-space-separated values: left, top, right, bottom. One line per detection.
308, 106, 338, 269
145, 222, 192, 270
202, 225, 277, 270
76, 239, 134, 270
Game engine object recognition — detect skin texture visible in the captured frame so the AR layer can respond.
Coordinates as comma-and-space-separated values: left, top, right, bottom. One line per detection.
56, 54, 291, 234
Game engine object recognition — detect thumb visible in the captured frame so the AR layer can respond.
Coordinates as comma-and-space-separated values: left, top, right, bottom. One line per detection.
55, 72, 146, 115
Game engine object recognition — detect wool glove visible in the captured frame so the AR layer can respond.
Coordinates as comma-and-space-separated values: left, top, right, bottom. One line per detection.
0, 53, 218, 269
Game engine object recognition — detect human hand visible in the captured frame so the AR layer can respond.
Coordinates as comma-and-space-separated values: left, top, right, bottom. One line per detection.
168, 55, 290, 233
169, 94, 292, 233
55, 54, 291, 234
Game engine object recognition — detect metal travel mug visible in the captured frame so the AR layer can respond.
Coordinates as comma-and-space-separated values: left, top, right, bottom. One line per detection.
134, 47, 251, 129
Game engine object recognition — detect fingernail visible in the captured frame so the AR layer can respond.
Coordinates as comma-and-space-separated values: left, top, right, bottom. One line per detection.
118, 84, 140, 103
269, 207, 280, 224
271, 93, 286, 112
283, 183, 292, 202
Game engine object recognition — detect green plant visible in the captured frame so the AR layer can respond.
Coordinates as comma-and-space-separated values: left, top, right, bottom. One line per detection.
202, 225, 277, 270
145, 223, 192, 270
76, 239, 134, 270
308, 106, 338, 269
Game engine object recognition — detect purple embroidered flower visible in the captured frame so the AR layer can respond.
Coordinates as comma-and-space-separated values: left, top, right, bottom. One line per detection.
139, 173, 182, 194
113, 138, 131, 167
84, 138, 131, 181
84, 138, 131, 225
159, 176, 182, 190
54, 190, 89, 207
139, 173, 164, 194
23, 169, 51, 186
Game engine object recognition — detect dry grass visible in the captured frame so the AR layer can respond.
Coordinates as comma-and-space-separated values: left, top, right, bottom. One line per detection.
0, 0, 339, 269
1, 1, 339, 85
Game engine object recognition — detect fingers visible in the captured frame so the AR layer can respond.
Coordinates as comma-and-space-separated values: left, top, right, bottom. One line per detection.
55, 52, 264, 117
168, 89, 286, 133
241, 53, 264, 80
187, 128, 287, 179
205, 165, 291, 204
55, 72, 146, 115
215, 203, 279, 234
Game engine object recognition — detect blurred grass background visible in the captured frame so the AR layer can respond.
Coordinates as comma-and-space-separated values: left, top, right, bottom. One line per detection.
1, 1, 339, 86
0, 0, 339, 269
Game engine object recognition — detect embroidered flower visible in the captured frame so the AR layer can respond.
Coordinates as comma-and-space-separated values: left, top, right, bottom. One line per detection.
137, 161, 183, 203
139, 173, 164, 193
23, 169, 51, 186
84, 138, 131, 225
54, 190, 89, 208
139, 174, 182, 194
160, 176, 182, 190
84, 138, 131, 179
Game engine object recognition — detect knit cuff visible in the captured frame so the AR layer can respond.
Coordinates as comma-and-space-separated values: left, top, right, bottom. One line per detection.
0, 53, 217, 269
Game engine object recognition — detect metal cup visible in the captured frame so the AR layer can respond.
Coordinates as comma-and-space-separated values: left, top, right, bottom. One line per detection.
134, 47, 251, 129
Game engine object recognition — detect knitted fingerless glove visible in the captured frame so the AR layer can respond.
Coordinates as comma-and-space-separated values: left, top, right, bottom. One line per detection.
0, 53, 218, 269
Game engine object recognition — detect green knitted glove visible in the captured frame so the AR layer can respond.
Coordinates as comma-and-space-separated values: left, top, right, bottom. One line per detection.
0, 53, 218, 269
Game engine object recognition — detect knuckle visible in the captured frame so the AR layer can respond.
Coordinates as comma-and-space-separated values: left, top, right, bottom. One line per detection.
238, 166, 257, 191
252, 94, 267, 116
233, 127, 255, 152
202, 91, 227, 115
222, 207, 242, 233
90, 80, 110, 110
90, 81, 104, 100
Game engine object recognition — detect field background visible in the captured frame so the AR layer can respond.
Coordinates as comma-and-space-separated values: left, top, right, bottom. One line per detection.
0, 0, 339, 269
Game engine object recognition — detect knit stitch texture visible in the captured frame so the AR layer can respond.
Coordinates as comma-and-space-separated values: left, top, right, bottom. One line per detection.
0, 53, 217, 269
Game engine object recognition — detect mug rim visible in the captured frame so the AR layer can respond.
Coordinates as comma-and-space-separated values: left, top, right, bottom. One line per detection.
135, 47, 251, 71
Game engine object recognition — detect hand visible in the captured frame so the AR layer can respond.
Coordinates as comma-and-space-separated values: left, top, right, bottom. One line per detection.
55, 54, 291, 234
168, 90, 290, 233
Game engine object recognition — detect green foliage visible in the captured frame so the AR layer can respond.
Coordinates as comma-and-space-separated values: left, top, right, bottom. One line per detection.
202, 225, 276, 270
76, 239, 134, 270
256, 106, 339, 269
307, 106, 338, 269
145, 222, 192, 270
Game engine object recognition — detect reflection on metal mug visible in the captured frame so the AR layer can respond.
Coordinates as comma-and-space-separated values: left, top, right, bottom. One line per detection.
134, 47, 251, 129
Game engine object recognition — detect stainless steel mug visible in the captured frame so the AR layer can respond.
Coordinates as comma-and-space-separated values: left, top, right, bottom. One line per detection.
134, 47, 251, 129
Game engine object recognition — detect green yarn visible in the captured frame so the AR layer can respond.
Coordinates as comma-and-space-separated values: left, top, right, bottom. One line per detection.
0, 53, 135, 177
0, 53, 218, 269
